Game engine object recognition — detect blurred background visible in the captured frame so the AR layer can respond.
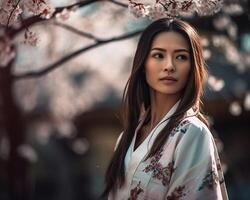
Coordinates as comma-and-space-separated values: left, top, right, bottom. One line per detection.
0, 0, 250, 199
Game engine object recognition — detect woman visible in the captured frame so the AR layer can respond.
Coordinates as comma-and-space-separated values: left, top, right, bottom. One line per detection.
103, 18, 228, 200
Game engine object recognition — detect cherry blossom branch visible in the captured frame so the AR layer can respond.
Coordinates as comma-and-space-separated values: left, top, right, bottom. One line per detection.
13, 29, 143, 80
6, 0, 22, 28
108, 0, 128, 8
7, 0, 100, 38
53, 22, 101, 42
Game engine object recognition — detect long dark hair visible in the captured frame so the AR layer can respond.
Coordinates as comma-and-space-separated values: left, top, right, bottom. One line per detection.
103, 18, 208, 197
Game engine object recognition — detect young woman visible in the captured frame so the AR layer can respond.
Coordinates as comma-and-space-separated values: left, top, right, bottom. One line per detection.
103, 18, 228, 200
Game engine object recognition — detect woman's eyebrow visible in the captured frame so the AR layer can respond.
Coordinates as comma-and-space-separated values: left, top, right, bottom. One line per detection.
174, 49, 190, 53
151, 47, 166, 52
151, 47, 190, 53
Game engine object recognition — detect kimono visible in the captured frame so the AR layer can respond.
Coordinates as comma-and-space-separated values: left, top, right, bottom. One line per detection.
108, 101, 228, 200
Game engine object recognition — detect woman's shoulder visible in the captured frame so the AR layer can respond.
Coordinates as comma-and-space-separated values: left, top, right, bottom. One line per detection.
185, 115, 209, 130
171, 116, 216, 159
172, 115, 211, 139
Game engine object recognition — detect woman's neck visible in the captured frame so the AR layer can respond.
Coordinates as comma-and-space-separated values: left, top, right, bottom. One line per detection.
148, 91, 180, 130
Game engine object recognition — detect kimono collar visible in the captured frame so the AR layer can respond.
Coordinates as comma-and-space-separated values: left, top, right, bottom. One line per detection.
186, 108, 196, 116
138, 100, 198, 130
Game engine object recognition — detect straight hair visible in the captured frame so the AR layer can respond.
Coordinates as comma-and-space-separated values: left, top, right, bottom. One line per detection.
103, 18, 208, 197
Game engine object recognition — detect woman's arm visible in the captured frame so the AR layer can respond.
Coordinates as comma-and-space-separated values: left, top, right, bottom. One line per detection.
165, 123, 228, 200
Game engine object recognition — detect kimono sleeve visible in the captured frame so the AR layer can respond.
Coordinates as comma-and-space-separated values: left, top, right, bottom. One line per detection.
165, 123, 228, 200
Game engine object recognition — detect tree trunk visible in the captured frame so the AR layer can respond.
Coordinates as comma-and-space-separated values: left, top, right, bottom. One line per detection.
0, 65, 31, 200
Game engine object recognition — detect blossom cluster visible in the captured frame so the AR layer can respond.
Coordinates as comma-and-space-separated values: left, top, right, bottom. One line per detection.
24, 28, 39, 46
0, 0, 55, 27
0, 0, 22, 26
0, 0, 74, 65
128, 0, 223, 20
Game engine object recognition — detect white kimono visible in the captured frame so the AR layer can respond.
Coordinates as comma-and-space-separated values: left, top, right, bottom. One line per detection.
109, 101, 228, 200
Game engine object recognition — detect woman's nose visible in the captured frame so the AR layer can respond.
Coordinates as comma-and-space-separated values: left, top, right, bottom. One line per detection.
163, 57, 175, 72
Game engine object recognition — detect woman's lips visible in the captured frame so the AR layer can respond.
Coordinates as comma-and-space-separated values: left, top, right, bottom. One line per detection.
159, 76, 177, 84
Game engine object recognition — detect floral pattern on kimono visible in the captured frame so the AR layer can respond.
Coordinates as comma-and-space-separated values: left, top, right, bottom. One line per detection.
198, 160, 226, 192
170, 119, 190, 136
143, 148, 175, 186
164, 119, 228, 199
198, 167, 220, 191
166, 185, 186, 200
108, 103, 228, 200
129, 181, 144, 200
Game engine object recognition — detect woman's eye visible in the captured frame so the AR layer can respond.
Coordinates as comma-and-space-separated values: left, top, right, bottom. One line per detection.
176, 55, 188, 60
152, 53, 164, 59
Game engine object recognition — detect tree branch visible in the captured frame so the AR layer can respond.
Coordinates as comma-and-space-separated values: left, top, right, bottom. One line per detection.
53, 22, 102, 42
6, 0, 22, 28
13, 29, 143, 80
7, 0, 100, 38
108, 0, 128, 8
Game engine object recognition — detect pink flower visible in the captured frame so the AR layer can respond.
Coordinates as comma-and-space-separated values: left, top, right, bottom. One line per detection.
127, 0, 223, 21
128, 1, 148, 18
195, 0, 223, 16
0, 0, 23, 26
22, 0, 55, 19
24, 29, 39, 46
55, 8, 70, 21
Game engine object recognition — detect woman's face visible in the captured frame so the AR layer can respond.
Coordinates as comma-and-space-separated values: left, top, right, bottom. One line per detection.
145, 31, 191, 98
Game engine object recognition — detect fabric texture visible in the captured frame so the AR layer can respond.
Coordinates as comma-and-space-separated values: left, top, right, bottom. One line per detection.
108, 101, 228, 200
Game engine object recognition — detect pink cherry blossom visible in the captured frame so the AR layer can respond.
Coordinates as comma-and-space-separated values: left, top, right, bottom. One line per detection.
0, 0, 22, 26
128, 1, 148, 18
22, 0, 55, 19
24, 29, 39, 46
195, 0, 223, 16
148, 4, 170, 21
128, 0, 223, 20
55, 8, 70, 21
